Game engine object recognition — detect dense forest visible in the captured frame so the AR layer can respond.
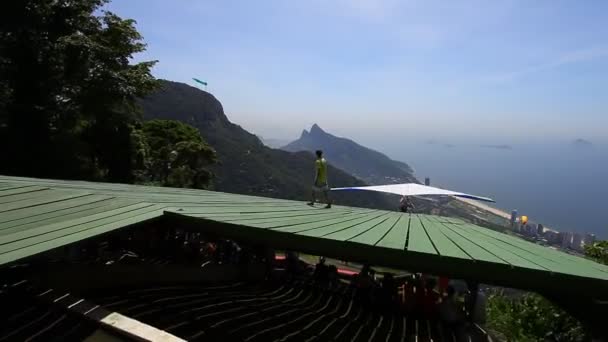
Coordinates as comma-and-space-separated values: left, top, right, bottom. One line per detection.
0, 0, 215, 189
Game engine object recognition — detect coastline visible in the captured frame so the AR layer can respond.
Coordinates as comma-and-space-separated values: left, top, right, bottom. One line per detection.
455, 197, 561, 234
455, 197, 511, 220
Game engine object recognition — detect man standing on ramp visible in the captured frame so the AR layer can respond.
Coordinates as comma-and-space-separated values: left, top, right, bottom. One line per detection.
308, 150, 332, 208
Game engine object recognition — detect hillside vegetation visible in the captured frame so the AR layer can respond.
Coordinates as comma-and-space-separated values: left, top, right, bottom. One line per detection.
140, 80, 394, 209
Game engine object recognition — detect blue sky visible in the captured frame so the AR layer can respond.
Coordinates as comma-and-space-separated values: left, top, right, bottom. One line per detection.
106, 0, 608, 144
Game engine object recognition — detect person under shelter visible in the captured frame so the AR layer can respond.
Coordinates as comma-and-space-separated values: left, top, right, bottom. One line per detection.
399, 195, 414, 213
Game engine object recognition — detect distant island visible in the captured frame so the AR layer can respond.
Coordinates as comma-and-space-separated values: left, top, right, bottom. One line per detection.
426, 140, 455, 148
480, 144, 513, 150
572, 138, 593, 148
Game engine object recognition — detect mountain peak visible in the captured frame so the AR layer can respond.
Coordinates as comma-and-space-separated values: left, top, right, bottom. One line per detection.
283, 125, 417, 184
141, 80, 230, 126
310, 123, 325, 135
300, 129, 309, 138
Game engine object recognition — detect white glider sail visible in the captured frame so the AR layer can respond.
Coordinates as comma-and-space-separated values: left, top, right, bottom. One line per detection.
332, 183, 495, 203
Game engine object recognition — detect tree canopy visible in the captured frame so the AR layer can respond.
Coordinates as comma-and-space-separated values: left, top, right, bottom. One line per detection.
584, 240, 608, 265
135, 120, 217, 189
486, 291, 588, 342
0, 0, 157, 182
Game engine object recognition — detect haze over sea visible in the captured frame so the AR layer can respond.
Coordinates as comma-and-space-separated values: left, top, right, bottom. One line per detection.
378, 140, 608, 239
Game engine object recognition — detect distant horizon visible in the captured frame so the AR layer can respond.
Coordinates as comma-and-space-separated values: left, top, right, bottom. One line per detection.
107, 0, 608, 143
254, 122, 607, 149
268, 123, 607, 238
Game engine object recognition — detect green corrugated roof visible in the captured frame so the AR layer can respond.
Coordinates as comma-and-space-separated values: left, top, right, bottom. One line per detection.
1, 175, 607, 296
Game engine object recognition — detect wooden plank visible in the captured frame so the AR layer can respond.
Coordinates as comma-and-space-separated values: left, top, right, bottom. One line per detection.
299, 212, 391, 237
198, 207, 368, 223
422, 215, 440, 222
252, 212, 366, 229
406, 216, 437, 255
375, 215, 410, 250
434, 223, 508, 264
171, 203, 320, 217
442, 217, 466, 224
272, 213, 374, 233
323, 215, 394, 241
461, 224, 608, 278
220, 211, 355, 227
0, 189, 57, 204
0, 176, 358, 208
165, 201, 354, 210
0, 179, 294, 202
95, 193, 289, 201
0, 186, 49, 197
448, 224, 549, 271
0, 177, 201, 194
425, 215, 464, 224
0, 183, 14, 189
0, 191, 92, 213
426, 214, 465, 224
176, 206, 325, 215
466, 223, 608, 273
418, 216, 470, 260
0, 195, 115, 224
0, 203, 158, 246
0, 209, 164, 265
0, 199, 138, 236
0, 204, 165, 253
191, 209, 349, 222
162, 201, 301, 207
349, 214, 401, 245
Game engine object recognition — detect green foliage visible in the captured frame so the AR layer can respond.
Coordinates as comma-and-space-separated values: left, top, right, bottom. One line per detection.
486, 291, 588, 342
135, 120, 217, 189
0, 0, 157, 182
584, 240, 608, 265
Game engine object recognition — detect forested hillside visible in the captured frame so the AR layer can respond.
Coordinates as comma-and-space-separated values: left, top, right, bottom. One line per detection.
140, 81, 395, 209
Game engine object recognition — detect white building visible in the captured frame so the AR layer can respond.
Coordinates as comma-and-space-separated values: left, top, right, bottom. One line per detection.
584, 233, 596, 247
572, 233, 584, 251
560, 232, 573, 249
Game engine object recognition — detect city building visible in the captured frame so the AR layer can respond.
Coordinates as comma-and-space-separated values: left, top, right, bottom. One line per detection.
545, 230, 561, 244
584, 233, 596, 247
524, 224, 536, 236
572, 233, 584, 251
560, 232, 574, 249
510, 210, 518, 228
537, 224, 544, 236
424, 177, 431, 186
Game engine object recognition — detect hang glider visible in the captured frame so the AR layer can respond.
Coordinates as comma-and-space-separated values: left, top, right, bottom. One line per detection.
193, 78, 208, 86
332, 183, 495, 203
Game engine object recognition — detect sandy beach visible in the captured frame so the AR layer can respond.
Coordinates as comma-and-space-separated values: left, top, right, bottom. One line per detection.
455, 197, 512, 220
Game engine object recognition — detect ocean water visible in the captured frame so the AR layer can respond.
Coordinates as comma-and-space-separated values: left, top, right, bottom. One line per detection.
385, 142, 608, 239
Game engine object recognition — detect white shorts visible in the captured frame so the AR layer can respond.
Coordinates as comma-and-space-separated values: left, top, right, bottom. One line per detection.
313, 183, 330, 192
